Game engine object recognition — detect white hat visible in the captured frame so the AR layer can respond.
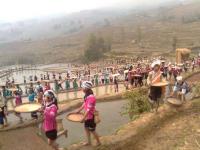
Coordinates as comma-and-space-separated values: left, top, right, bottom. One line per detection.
44, 90, 56, 98
151, 60, 161, 68
81, 81, 93, 89
176, 76, 183, 81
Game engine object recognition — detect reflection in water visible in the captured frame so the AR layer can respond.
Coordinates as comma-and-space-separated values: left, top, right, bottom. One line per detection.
7, 84, 126, 110
0, 70, 45, 84
110, 85, 113, 93
105, 85, 108, 94
2, 69, 126, 110
95, 87, 99, 96
74, 91, 77, 99
65, 92, 69, 100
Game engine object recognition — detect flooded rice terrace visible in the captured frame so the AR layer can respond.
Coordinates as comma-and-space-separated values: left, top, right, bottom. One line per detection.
0, 100, 129, 150
6, 83, 125, 111
0, 64, 69, 84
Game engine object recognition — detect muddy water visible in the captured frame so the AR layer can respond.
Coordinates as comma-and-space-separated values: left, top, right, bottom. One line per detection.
55, 100, 129, 148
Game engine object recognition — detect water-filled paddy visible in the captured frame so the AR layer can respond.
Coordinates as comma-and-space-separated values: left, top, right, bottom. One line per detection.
6, 84, 126, 111
55, 99, 129, 147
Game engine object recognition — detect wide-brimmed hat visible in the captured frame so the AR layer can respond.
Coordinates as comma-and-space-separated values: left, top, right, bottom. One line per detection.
151, 60, 161, 68
81, 81, 93, 89
44, 90, 56, 99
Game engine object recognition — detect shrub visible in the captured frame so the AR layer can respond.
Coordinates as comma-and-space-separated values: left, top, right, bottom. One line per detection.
122, 88, 151, 120
83, 34, 112, 63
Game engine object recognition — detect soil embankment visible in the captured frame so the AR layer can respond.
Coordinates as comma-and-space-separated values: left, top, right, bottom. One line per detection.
0, 127, 53, 150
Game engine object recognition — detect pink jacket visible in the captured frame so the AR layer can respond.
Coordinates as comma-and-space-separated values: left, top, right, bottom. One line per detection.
43, 104, 57, 132
84, 95, 96, 120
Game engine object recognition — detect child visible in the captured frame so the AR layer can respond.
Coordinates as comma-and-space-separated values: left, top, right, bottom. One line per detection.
43, 90, 58, 150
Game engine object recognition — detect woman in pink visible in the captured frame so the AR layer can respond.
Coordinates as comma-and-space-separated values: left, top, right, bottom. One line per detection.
75, 81, 101, 146
43, 90, 58, 150
14, 91, 23, 123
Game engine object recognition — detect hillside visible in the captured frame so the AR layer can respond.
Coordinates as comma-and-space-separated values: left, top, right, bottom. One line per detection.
0, 0, 200, 65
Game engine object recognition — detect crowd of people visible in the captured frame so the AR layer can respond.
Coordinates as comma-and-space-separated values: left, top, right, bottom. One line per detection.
0, 54, 200, 149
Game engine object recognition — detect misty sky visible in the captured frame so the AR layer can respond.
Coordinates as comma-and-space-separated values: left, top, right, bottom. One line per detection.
0, 0, 178, 22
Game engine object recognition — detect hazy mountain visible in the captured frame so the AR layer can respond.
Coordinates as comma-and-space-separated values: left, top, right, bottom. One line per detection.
0, 0, 183, 44
0, 0, 200, 65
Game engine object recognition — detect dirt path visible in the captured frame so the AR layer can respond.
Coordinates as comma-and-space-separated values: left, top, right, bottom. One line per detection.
186, 72, 200, 83
0, 127, 53, 150
131, 101, 200, 150
94, 99, 200, 150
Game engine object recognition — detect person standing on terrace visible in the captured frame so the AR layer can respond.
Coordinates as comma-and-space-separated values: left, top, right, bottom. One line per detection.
75, 81, 101, 146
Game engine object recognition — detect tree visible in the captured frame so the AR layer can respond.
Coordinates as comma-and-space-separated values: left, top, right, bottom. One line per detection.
83, 34, 103, 63
97, 37, 105, 52
122, 88, 151, 120
83, 34, 112, 63
104, 36, 112, 52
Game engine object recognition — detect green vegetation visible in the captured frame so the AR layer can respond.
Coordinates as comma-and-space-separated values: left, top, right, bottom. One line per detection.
83, 34, 112, 63
122, 88, 151, 120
